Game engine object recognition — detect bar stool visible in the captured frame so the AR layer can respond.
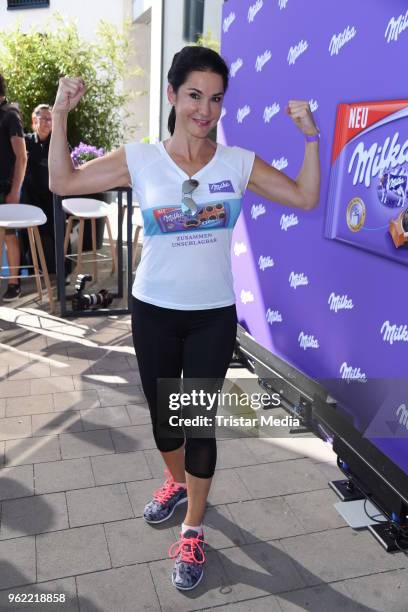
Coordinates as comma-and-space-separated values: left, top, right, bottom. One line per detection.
0, 204, 55, 313
62, 198, 116, 282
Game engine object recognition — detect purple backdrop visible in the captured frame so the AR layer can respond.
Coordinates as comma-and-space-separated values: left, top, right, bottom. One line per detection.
219, 0, 408, 472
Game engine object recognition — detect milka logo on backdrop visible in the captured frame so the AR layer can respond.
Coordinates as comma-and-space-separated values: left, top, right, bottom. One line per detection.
380, 321, 408, 345
209, 180, 234, 194
309, 99, 318, 112
280, 213, 298, 231
279, 0, 289, 9
255, 50, 272, 72
241, 289, 254, 304
329, 25, 357, 56
396, 404, 408, 430
223, 12, 236, 34
237, 105, 251, 123
258, 255, 274, 271
248, 0, 263, 23
289, 272, 308, 288
263, 103, 280, 123
266, 309, 282, 324
234, 242, 247, 257
340, 362, 367, 382
348, 133, 408, 188
220, 107, 227, 120
251, 203, 266, 220
272, 157, 288, 170
385, 9, 408, 43
230, 58, 243, 78
298, 332, 319, 350
328, 293, 354, 313
287, 40, 308, 65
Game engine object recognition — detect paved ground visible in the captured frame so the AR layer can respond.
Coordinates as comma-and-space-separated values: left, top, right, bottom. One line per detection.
0, 297, 408, 612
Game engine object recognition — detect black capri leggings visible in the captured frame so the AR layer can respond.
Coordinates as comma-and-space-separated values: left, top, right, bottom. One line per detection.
131, 296, 237, 479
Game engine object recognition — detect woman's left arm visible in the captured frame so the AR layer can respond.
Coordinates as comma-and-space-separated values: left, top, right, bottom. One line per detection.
247, 100, 321, 211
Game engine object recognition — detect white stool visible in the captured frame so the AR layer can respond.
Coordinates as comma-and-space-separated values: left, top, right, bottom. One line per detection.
62, 198, 116, 282
0, 204, 55, 313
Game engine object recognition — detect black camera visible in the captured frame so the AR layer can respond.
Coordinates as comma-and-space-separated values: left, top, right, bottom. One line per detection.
72, 274, 113, 311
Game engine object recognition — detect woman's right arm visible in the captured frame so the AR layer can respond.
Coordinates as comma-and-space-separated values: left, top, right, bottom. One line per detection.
49, 77, 131, 196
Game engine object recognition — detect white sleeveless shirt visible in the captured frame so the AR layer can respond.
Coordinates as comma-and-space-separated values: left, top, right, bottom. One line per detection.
124, 141, 255, 310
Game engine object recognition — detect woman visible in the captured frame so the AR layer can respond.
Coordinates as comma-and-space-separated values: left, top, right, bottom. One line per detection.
49, 46, 320, 591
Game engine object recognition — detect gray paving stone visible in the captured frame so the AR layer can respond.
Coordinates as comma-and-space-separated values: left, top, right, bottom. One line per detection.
6, 394, 54, 417
80, 406, 131, 430
242, 437, 306, 463
0, 464, 34, 501
110, 424, 156, 452
236, 458, 329, 499
30, 376, 74, 396
36, 525, 111, 582
0, 577, 78, 611
202, 595, 282, 611
50, 359, 92, 377
125, 402, 151, 425
32, 411, 83, 437
7, 362, 51, 381
72, 375, 116, 392
217, 541, 306, 601
339, 568, 408, 612
207, 469, 252, 506
0, 398, 6, 418
313, 460, 344, 482
0, 365, 9, 381
53, 390, 100, 412
0, 536, 36, 590
227, 497, 306, 544
66, 483, 134, 527
215, 439, 259, 469
142, 448, 167, 478
196, 504, 246, 550
0, 440, 4, 466
126, 477, 167, 518
104, 517, 175, 565
34, 457, 95, 494
98, 385, 146, 407
149, 550, 237, 611
59, 430, 114, 459
280, 528, 406, 587
276, 581, 366, 612
5, 435, 61, 466
0, 380, 31, 399
0, 415, 32, 441
0, 492, 68, 539
283, 488, 347, 532
91, 450, 151, 486
76, 565, 160, 612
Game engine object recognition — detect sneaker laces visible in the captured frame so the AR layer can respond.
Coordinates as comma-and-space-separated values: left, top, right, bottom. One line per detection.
153, 469, 185, 504
168, 532, 206, 564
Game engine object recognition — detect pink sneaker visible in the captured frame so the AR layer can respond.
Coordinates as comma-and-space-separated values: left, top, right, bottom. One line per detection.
143, 469, 187, 524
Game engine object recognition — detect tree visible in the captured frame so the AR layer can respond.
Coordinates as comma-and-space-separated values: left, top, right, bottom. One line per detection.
0, 14, 142, 150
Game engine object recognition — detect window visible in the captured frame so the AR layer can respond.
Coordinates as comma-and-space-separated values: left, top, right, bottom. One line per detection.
183, 0, 205, 42
7, 0, 50, 9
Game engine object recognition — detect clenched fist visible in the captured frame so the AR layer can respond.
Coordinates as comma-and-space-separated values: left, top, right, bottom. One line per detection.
53, 77, 87, 114
285, 100, 319, 137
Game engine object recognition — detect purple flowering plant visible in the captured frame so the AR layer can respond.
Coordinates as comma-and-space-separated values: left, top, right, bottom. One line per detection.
71, 142, 105, 167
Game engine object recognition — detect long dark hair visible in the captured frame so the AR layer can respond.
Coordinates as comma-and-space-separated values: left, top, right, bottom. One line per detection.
167, 46, 229, 136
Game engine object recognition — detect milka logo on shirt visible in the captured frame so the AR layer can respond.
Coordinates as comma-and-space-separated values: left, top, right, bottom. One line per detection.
385, 9, 408, 43
234, 242, 247, 256
329, 25, 357, 56
251, 203, 266, 220
209, 180, 234, 194
348, 133, 408, 188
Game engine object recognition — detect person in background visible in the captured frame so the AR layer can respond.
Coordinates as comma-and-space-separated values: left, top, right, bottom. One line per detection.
22, 104, 58, 274
0, 72, 27, 301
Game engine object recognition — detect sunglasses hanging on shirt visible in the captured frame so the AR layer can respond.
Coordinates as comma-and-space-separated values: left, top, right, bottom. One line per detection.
181, 179, 199, 217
